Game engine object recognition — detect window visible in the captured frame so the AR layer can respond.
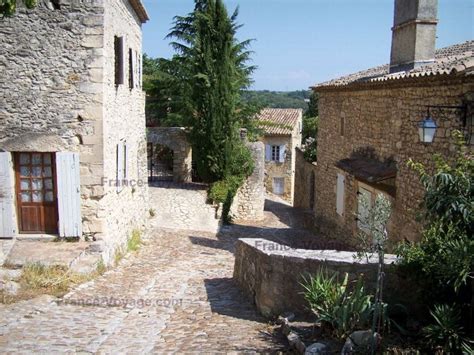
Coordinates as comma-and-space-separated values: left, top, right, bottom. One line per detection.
271, 145, 280, 161
340, 116, 345, 136
265, 144, 286, 162
336, 173, 345, 216
129, 48, 134, 89
114, 36, 124, 86
116, 141, 127, 192
273, 177, 285, 195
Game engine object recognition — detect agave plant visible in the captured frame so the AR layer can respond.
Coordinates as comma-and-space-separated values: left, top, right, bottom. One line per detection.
422, 304, 473, 354
301, 269, 373, 339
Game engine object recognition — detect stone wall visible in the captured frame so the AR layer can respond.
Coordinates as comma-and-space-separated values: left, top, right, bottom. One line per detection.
147, 127, 192, 183
0, 0, 149, 265
0, 0, 106, 239
230, 142, 265, 221
314, 77, 474, 245
96, 0, 148, 264
233, 238, 422, 318
294, 147, 317, 210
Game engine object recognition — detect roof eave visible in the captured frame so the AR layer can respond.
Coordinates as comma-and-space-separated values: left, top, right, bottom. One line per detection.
129, 0, 149, 24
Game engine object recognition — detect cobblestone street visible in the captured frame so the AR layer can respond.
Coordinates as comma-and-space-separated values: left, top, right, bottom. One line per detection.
0, 228, 288, 353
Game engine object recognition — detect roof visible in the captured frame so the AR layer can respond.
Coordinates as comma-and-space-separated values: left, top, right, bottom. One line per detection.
129, 0, 149, 23
314, 40, 474, 89
336, 158, 397, 184
256, 108, 302, 136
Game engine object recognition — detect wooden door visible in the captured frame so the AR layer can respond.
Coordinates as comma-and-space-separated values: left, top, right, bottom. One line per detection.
15, 152, 58, 234
273, 177, 285, 195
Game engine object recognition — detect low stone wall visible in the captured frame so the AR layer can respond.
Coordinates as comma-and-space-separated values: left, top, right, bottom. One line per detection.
233, 238, 422, 318
230, 142, 265, 221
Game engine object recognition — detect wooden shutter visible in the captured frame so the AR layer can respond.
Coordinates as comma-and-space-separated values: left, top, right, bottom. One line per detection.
279, 145, 286, 163
56, 152, 82, 238
265, 145, 271, 161
336, 173, 345, 216
0, 152, 16, 238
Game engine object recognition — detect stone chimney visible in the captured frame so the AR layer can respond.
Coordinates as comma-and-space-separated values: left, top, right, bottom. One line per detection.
389, 0, 438, 73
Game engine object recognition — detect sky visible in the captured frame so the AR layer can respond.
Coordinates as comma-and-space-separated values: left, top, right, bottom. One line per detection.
141, 0, 473, 91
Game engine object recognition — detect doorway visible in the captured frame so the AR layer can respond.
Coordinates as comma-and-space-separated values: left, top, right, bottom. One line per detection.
14, 152, 58, 234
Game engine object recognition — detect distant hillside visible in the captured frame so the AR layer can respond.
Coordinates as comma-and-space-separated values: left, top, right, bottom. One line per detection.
241, 90, 310, 111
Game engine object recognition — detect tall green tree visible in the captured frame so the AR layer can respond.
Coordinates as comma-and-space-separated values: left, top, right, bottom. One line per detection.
143, 54, 193, 127
167, 0, 255, 182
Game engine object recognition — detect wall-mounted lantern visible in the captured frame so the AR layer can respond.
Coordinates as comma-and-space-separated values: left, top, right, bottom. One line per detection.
418, 105, 469, 144
418, 115, 437, 143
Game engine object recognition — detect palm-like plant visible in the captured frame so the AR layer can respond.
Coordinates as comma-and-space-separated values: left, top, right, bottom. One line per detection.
423, 304, 473, 354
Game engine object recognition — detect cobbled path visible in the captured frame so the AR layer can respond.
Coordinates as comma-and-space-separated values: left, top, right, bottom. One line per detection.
0, 228, 287, 353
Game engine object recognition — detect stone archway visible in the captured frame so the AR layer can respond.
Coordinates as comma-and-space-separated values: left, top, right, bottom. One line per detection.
147, 127, 192, 183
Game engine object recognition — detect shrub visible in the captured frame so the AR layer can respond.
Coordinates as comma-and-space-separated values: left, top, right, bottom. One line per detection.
301, 270, 373, 339
397, 132, 473, 318
127, 229, 142, 252
20, 263, 91, 297
422, 304, 473, 354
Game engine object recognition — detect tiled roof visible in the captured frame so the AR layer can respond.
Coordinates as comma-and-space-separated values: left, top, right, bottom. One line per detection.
256, 108, 302, 136
129, 0, 149, 23
314, 40, 474, 89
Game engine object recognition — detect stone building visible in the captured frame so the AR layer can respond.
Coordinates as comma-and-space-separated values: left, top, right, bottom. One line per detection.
311, 0, 473, 245
293, 147, 317, 211
257, 108, 303, 204
0, 0, 150, 264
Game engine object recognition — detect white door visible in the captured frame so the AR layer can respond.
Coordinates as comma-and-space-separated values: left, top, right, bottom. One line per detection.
273, 177, 284, 195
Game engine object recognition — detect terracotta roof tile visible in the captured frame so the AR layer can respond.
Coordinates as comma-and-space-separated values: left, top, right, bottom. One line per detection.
256, 108, 302, 136
314, 40, 474, 89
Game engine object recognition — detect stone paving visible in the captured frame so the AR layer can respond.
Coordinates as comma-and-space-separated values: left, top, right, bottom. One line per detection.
0, 191, 331, 353
0, 227, 288, 353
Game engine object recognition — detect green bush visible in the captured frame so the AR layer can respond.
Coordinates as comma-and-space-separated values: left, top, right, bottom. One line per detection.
422, 304, 473, 354
301, 270, 373, 339
397, 132, 473, 310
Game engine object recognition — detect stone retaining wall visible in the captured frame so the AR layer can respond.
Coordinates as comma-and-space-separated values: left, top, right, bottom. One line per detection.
233, 238, 422, 318
230, 142, 265, 221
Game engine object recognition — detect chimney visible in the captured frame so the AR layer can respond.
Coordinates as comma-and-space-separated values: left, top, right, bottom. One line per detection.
389, 0, 438, 73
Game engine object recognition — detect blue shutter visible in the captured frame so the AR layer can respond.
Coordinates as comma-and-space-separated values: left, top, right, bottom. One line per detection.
279, 145, 286, 163
265, 144, 271, 161
0, 152, 16, 238
56, 152, 82, 238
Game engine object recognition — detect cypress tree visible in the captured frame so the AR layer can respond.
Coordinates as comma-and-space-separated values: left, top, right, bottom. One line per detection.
168, 0, 255, 182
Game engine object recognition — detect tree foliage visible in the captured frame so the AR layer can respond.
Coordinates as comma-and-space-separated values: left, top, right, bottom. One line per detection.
1, 0, 37, 17
240, 90, 310, 110
397, 131, 474, 333
167, 0, 255, 183
301, 91, 319, 162
143, 54, 193, 127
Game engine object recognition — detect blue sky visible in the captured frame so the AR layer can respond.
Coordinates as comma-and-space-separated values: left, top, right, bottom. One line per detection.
142, 0, 473, 91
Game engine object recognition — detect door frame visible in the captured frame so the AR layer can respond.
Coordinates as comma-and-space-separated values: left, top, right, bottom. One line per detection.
14, 152, 59, 234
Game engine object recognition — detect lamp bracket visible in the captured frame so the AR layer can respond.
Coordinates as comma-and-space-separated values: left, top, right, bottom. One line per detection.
426, 104, 467, 127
